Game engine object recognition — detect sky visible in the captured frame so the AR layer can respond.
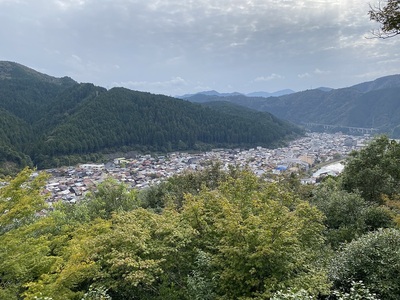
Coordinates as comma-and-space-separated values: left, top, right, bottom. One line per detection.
1, 0, 400, 96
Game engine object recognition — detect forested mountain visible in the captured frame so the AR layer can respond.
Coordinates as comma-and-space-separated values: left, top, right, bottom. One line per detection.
183, 74, 400, 137
0, 61, 77, 122
0, 61, 302, 173
200, 100, 300, 141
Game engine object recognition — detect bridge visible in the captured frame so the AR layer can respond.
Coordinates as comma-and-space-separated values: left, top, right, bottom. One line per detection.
303, 123, 379, 134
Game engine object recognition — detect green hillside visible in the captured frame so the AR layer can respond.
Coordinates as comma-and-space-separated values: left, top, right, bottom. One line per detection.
32, 88, 303, 160
0, 108, 32, 174
0, 61, 302, 172
184, 75, 400, 137
201, 100, 301, 142
0, 61, 77, 123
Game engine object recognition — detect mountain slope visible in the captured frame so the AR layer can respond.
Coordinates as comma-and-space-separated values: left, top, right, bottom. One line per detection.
350, 74, 400, 93
184, 74, 400, 137
33, 88, 303, 159
0, 61, 303, 171
0, 61, 77, 123
201, 101, 301, 142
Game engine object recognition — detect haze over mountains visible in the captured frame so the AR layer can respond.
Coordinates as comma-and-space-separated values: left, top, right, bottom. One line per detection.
182, 74, 400, 137
0, 61, 302, 174
178, 89, 295, 99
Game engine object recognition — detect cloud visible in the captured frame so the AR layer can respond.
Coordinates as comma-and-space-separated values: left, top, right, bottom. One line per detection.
297, 69, 330, 80
71, 54, 82, 62
1, 0, 400, 94
298, 73, 311, 79
254, 74, 284, 82
314, 68, 330, 75
54, 0, 87, 10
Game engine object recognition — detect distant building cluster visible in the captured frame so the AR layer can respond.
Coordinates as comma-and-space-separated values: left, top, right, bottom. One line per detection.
43, 132, 372, 206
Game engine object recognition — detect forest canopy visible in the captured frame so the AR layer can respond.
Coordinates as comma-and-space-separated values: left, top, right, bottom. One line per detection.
1, 136, 399, 299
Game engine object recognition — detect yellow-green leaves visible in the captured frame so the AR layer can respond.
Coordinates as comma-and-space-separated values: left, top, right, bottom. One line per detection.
93, 208, 195, 298
181, 172, 328, 298
22, 218, 111, 300
0, 168, 48, 234
0, 166, 331, 299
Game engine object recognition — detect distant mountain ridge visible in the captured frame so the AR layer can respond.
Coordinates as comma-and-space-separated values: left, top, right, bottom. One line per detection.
178, 89, 295, 99
246, 89, 295, 97
350, 74, 400, 93
183, 74, 400, 137
0, 61, 302, 173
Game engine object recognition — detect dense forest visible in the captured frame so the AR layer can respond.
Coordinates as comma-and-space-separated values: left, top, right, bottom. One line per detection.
182, 74, 400, 137
0, 136, 399, 299
0, 61, 302, 175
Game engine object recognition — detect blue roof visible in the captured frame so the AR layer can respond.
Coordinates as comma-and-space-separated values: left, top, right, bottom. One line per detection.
275, 165, 288, 171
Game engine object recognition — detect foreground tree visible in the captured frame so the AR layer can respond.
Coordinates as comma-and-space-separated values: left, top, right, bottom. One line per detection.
332, 281, 380, 300
79, 177, 139, 220
341, 136, 400, 203
138, 161, 229, 211
311, 178, 394, 249
271, 281, 380, 300
369, 0, 400, 38
0, 168, 48, 234
11, 166, 400, 299
181, 171, 329, 299
0, 168, 53, 299
330, 228, 400, 300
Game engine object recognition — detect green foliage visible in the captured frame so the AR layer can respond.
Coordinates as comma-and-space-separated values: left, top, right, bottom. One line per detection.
363, 204, 395, 231
0, 168, 114, 300
80, 177, 139, 220
0, 167, 48, 234
0, 217, 59, 300
341, 135, 400, 203
272, 281, 380, 300
186, 250, 216, 300
33, 295, 54, 300
0, 168, 55, 299
330, 228, 400, 300
22, 218, 110, 300
0, 109, 33, 175
202, 101, 303, 145
333, 281, 380, 300
93, 208, 194, 300
311, 178, 394, 248
37, 87, 301, 159
369, 0, 400, 38
81, 285, 111, 300
271, 289, 315, 300
4, 160, 400, 300
181, 171, 329, 299
138, 161, 230, 210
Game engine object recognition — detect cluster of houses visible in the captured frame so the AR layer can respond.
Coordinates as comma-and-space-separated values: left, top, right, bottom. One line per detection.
43, 132, 372, 206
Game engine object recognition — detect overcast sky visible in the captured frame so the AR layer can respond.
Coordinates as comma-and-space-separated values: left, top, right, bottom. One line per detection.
1, 0, 399, 96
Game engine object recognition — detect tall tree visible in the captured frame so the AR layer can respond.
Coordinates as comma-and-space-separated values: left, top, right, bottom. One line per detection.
341, 135, 400, 203
181, 171, 329, 298
330, 228, 400, 300
0, 167, 48, 234
311, 178, 394, 249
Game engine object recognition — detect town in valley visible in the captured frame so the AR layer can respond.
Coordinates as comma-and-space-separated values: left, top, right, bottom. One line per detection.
42, 132, 373, 206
